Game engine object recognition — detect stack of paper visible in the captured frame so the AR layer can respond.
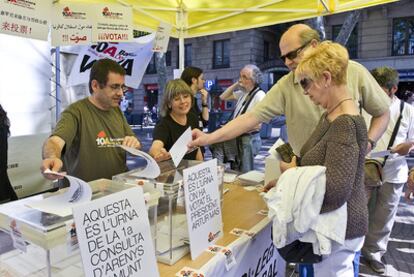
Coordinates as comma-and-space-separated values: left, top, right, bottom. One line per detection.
238, 170, 265, 186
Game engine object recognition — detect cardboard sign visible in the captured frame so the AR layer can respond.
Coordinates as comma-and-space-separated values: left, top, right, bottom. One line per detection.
91, 4, 133, 43
72, 187, 159, 277
51, 3, 94, 46
0, 0, 51, 40
183, 159, 223, 260
152, 22, 172, 53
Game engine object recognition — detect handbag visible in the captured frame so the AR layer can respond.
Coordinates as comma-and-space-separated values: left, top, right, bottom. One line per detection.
364, 159, 383, 188
364, 101, 404, 188
270, 227, 322, 264
277, 240, 322, 264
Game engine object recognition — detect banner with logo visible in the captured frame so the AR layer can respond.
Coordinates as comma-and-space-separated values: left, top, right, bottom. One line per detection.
91, 4, 133, 43
202, 221, 286, 276
0, 0, 51, 41
51, 3, 94, 46
67, 34, 155, 89
183, 159, 223, 260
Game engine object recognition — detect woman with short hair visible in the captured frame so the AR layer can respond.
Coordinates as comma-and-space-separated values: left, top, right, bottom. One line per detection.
281, 41, 368, 275
149, 79, 203, 162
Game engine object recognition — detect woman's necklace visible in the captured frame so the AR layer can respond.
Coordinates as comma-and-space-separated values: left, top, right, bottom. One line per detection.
170, 113, 187, 125
327, 97, 353, 115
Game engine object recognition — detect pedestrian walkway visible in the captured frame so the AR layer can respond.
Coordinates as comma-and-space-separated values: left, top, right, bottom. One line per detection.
1, 126, 413, 276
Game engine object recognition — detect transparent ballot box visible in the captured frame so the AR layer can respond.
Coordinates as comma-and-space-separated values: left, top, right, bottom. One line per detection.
0, 179, 160, 277
113, 159, 224, 265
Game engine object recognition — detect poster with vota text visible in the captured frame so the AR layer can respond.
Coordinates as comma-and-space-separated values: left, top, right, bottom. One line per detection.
67, 35, 154, 89
0, 0, 50, 41
72, 186, 159, 277
91, 4, 133, 43
51, 3, 94, 46
183, 159, 223, 260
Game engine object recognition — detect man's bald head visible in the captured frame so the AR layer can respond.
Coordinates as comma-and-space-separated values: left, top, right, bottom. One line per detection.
281, 24, 321, 46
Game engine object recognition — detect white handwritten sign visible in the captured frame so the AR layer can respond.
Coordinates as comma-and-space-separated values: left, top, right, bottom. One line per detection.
152, 22, 172, 53
183, 159, 223, 260
0, 0, 51, 40
51, 3, 94, 46
72, 187, 159, 277
91, 4, 133, 43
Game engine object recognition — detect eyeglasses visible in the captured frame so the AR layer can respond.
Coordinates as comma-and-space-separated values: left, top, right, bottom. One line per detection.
104, 84, 129, 93
239, 74, 251, 81
280, 43, 309, 62
299, 78, 313, 92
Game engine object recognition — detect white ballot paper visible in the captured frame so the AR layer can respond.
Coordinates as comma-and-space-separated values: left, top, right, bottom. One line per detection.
369, 150, 392, 158
118, 145, 161, 178
27, 170, 92, 217
265, 138, 285, 185
169, 127, 192, 167
268, 138, 285, 158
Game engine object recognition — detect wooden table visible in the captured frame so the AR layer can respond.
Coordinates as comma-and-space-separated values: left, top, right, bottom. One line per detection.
0, 181, 283, 276
158, 181, 270, 276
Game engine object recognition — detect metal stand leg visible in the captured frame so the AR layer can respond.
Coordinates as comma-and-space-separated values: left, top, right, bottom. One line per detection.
169, 198, 173, 260
153, 207, 157, 254
46, 249, 51, 277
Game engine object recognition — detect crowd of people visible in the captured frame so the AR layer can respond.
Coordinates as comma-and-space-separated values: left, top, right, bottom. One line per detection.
0, 21, 412, 277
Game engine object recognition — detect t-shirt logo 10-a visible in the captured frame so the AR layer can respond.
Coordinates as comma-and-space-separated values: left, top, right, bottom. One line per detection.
95, 131, 123, 147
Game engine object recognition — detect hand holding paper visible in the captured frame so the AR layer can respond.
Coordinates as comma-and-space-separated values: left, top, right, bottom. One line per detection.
264, 138, 284, 187
27, 173, 92, 217
122, 135, 141, 149
118, 145, 161, 179
43, 168, 66, 178
268, 138, 285, 159
41, 159, 65, 180
170, 127, 193, 167
153, 147, 171, 162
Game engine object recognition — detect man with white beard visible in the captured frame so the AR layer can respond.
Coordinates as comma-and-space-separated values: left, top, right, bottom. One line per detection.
219, 64, 266, 172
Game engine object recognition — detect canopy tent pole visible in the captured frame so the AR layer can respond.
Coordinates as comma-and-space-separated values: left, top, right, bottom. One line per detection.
177, 4, 187, 72
55, 46, 61, 122
179, 37, 184, 72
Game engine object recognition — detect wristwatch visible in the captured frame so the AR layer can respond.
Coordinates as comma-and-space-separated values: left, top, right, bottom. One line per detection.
368, 138, 376, 149
202, 103, 208, 108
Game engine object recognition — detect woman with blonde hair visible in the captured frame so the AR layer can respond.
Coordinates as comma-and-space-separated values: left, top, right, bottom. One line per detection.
149, 79, 203, 162
280, 41, 368, 275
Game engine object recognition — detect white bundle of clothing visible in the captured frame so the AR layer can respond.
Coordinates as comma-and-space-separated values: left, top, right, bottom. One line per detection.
264, 166, 347, 255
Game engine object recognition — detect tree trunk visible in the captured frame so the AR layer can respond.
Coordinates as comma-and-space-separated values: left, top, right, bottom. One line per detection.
334, 10, 361, 46
155, 52, 167, 112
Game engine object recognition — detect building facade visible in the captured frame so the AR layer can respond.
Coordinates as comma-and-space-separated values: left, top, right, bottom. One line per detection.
132, 0, 414, 119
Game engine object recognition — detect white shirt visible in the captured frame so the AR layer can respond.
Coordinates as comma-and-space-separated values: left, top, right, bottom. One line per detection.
375, 96, 414, 183
232, 87, 265, 119
264, 166, 348, 255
